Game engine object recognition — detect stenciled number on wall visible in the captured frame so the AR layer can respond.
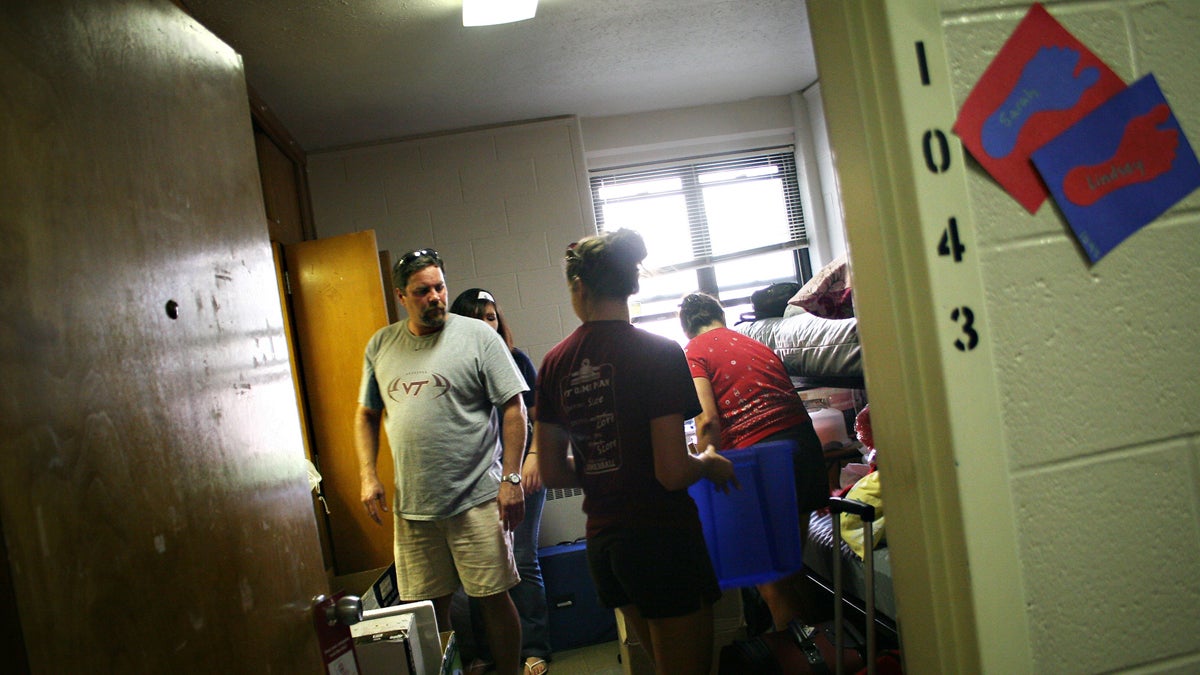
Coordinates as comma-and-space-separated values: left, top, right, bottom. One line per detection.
922, 129, 952, 174
916, 40, 980, 352
950, 306, 979, 351
937, 217, 966, 262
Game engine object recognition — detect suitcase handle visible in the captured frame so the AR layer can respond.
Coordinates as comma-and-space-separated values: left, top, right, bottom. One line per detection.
829, 496, 876, 523
829, 495, 877, 675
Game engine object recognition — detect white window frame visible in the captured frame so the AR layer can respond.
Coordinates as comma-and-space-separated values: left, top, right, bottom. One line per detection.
589, 147, 812, 342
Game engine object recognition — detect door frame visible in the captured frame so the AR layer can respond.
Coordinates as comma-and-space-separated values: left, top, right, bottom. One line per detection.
807, 1, 1031, 671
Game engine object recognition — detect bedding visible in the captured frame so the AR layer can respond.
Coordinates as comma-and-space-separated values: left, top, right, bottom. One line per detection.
840, 470, 886, 559
804, 404, 896, 638
733, 312, 863, 385
789, 253, 854, 319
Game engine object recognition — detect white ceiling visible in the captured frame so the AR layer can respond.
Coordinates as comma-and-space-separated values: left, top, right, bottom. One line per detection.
182, 0, 817, 153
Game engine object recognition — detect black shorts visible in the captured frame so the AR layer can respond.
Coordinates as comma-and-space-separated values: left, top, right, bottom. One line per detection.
586, 525, 722, 619
762, 423, 829, 513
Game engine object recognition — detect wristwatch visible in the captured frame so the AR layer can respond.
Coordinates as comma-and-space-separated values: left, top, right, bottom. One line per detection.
500, 472, 522, 485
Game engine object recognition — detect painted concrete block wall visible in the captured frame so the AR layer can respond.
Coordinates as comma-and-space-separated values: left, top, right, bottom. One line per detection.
801, 84, 848, 265
578, 96, 797, 169
943, 1, 1200, 671
305, 118, 594, 365
304, 100, 833, 366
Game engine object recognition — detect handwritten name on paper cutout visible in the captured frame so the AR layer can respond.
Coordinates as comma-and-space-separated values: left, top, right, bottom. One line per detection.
1032, 75, 1200, 262
953, 3, 1125, 213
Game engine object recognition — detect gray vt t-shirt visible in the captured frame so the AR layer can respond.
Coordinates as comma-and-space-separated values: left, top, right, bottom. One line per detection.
359, 313, 528, 520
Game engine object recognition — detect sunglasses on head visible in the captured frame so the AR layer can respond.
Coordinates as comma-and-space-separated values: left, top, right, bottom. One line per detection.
399, 248, 441, 267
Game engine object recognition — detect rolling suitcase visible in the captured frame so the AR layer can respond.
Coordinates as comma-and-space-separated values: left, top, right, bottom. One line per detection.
831, 496, 878, 675
717, 496, 885, 675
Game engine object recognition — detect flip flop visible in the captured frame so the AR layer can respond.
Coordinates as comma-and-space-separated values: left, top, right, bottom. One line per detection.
467, 658, 493, 675
524, 657, 548, 675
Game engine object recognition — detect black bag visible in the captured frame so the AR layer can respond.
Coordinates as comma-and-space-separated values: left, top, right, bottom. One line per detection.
750, 282, 802, 320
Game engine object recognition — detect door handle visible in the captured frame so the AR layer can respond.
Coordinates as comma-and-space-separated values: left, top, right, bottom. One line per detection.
313, 593, 363, 626
311, 593, 362, 671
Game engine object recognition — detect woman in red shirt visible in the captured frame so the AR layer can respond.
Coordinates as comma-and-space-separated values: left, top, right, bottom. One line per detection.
680, 291, 829, 630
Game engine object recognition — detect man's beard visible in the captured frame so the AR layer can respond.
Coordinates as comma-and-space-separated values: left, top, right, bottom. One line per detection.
420, 306, 446, 329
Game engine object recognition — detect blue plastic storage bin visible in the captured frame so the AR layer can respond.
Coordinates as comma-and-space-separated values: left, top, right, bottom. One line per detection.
688, 439, 804, 589
539, 541, 617, 650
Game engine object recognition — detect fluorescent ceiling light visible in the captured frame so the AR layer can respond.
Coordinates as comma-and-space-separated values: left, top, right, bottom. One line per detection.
463, 0, 538, 26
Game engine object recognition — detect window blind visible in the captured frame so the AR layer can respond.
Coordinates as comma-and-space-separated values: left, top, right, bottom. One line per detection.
589, 148, 806, 274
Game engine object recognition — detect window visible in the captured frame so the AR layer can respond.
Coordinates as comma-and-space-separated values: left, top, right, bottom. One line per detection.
590, 149, 811, 343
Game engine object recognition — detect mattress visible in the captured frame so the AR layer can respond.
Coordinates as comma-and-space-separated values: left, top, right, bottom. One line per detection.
734, 313, 863, 380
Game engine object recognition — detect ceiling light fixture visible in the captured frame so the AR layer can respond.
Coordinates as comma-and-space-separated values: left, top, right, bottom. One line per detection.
462, 0, 538, 27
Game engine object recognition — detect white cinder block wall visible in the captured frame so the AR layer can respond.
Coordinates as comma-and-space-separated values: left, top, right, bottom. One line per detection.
306, 118, 595, 365
305, 98, 841, 364
800, 84, 848, 265
944, 1, 1200, 672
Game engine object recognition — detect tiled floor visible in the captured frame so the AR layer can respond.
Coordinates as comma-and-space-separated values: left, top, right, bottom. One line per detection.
546, 640, 624, 674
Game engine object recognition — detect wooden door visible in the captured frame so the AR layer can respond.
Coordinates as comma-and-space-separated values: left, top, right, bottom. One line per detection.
0, 0, 328, 671
284, 231, 395, 575
274, 242, 338, 574
256, 127, 308, 245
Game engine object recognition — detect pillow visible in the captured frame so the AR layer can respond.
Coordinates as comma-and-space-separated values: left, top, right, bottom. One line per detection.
840, 470, 885, 560
782, 301, 806, 318
791, 254, 854, 319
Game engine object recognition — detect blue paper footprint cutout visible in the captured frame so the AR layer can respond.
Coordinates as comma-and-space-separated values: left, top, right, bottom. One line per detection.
982, 46, 1101, 159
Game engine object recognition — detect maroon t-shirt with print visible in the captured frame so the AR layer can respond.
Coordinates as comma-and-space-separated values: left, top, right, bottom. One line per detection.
537, 321, 702, 538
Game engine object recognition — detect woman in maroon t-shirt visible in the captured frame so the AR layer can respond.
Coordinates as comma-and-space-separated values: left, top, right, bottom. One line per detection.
535, 229, 737, 675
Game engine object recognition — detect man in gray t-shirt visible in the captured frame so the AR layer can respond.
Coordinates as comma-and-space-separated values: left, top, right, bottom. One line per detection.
356, 249, 527, 675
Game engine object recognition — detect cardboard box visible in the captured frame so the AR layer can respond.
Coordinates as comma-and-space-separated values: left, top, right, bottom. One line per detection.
614, 607, 654, 675
351, 601, 442, 675
438, 631, 462, 675
352, 611, 416, 675
615, 590, 746, 675
361, 563, 400, 612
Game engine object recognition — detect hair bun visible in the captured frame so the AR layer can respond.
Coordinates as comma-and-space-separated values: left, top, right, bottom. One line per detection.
607, 228, 648, 268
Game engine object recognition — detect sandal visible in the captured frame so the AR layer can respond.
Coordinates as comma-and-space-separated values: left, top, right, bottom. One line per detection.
524, 657, 548, 675
467, 658, 493, 675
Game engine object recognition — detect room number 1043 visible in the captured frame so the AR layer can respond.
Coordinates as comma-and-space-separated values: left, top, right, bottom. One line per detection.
914, 41, 981, 353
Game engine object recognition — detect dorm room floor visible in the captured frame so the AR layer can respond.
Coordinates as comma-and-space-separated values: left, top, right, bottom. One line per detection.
333, 567, 625, 673
547, 641, 623, 674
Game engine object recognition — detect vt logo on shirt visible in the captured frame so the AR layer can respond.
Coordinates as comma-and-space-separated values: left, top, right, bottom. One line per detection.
386, 372, 452, 401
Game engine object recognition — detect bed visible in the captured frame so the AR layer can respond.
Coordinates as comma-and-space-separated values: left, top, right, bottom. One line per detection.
803, 509, 898, 643
732, 254, 864, 390
733, 311, 864, 390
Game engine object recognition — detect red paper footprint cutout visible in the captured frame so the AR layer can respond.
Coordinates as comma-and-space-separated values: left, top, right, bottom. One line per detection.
1063, 104, 1179, 206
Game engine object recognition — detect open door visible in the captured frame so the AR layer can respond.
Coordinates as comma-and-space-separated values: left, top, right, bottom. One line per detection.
283, 231, 396, 575
0, 0, 329, 670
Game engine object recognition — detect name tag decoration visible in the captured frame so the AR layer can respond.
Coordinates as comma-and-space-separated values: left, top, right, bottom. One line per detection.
1032, 75, 1200, 263
952, 2, 1125, 214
